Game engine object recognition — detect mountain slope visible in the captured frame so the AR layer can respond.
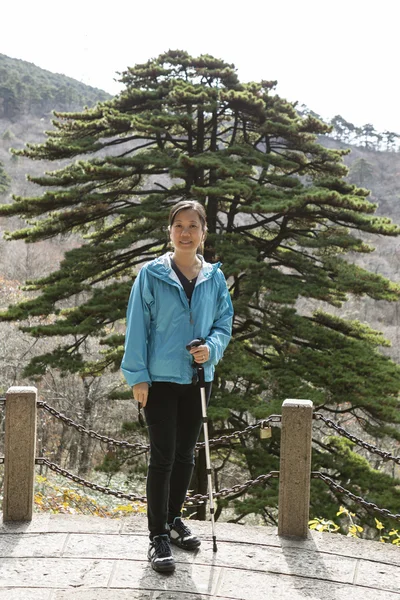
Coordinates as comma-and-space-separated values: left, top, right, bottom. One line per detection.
0, 53, 111, 119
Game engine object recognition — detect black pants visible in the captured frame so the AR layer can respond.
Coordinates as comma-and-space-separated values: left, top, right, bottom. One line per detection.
144, 380, 212, 538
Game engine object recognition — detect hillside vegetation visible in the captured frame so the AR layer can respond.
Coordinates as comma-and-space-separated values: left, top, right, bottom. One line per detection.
0, 53, 111, 119
0, 54, 112, 286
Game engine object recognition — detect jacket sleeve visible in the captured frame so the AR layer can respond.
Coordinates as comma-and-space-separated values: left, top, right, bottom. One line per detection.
121, 267, 153, 387
206, 270, 233, 365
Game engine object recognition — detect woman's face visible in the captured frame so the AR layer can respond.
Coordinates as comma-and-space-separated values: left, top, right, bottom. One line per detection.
169, 208, 204, 254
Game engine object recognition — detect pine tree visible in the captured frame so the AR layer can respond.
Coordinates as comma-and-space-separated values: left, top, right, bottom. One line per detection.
361, 123, 378, 150
382, 131, 400, 152
330, 115, 357, 144
348, 158, 375, 188
1, 50, 400, 524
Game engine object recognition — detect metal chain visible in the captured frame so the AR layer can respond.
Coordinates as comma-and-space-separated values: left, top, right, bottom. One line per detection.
35, 457, 148, 503
314, 413, 400, 465
312, 471, 400, 522
4, 454, 397, 520
186, 471, 280, 503
38, 401, 280, 451
35, 457, 279, 505
2, 396, 398, 466
38, 401, 149, 452
3, 395, 399, 519
38, 403, 399, 465
198, 415, 282, 449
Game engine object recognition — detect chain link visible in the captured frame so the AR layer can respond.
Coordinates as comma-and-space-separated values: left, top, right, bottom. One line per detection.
0, 397, 5, 406
314, 413, 400, 465
312, 471, 400, 522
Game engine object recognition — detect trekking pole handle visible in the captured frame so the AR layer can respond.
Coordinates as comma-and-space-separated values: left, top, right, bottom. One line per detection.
186, 338, 206, 386
186, 338, 206, 352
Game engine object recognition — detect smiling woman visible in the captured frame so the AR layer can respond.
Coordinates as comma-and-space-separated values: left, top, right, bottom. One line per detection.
121, 199, 233, 573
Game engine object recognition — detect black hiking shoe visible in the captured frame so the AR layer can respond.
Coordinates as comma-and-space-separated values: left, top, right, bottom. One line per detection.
169, 517, 201, 550
148, 534, 175, 573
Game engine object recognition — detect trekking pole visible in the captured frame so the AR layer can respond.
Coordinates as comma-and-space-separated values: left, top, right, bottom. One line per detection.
186, 338, 218, 552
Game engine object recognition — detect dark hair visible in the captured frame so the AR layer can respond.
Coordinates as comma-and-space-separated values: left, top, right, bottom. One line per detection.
168, 200, 207, 254
168, 200, 207, 231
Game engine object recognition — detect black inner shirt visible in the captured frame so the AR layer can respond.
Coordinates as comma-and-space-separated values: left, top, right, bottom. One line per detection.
170, 258, 198, 305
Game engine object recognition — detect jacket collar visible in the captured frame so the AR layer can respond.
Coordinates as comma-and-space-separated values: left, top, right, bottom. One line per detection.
147, 252, 220, 284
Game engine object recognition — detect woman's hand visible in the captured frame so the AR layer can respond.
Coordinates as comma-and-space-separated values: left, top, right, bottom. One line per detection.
189, 344, 209, 364
133, 382, 149, 407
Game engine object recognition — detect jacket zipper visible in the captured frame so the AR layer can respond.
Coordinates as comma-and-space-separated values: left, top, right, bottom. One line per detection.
148, 265, 210, 326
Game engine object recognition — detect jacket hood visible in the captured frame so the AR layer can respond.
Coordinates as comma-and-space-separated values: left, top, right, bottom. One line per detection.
147, 252, 221, 283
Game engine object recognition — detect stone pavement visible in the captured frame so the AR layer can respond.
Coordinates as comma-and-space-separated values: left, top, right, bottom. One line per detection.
0, 513, 399, 599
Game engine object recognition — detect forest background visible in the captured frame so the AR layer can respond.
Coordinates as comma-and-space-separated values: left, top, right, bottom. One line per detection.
0, 52, 399, 540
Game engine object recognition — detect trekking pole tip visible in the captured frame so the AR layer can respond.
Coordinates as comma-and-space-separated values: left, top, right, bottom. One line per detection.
212, 536, 217, 552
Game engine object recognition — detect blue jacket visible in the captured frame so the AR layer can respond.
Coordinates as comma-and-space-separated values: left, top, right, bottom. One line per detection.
121, 253, 233, 386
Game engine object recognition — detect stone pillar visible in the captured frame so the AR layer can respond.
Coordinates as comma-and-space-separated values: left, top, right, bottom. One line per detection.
278, 399, 313, 538
3, 386, 37, 521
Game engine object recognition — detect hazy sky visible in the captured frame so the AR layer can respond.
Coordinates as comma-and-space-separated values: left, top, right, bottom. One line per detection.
2, 0, 399, 133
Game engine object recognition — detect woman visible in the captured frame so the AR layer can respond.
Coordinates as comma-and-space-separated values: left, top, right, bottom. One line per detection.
121, 200, 233, 573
